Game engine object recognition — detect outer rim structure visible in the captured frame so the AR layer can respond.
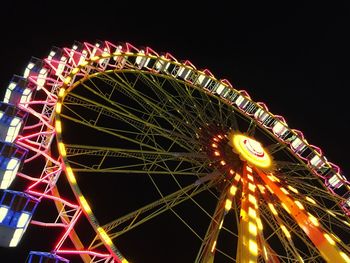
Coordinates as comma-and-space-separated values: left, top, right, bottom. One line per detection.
1, 40, 349, 262
53, 42, 350, 262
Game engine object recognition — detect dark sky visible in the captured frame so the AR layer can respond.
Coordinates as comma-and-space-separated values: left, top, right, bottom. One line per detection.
0, 1, 349, 262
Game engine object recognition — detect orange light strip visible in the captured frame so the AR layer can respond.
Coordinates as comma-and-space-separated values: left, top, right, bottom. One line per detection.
256, 169, 348, 262
237, 163, 259, 263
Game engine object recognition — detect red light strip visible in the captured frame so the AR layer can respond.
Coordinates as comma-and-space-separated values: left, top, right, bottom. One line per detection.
27, 190, 79, 209
27, 168, 62, 190
256, 169, 348, 262
16, 140, 61, 166
55, 210, 82, 250
57, 249, 111, 258
30, 220, 66, 228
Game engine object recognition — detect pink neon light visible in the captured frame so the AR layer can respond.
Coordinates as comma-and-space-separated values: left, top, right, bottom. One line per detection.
27, 76, 58, 98
274, 115, 287, 124
17, 172, 50, 183
45, 57, 74, 72
23, 122, 47, 130
221, 79, 234, 87
27, 168, 62, 191
203, 69, 214, 77
125, 42, 139, 52
18, 105, 54, 129
30, 220, 66, 228
23, 152, 43, 163
83, 42, 98, 56
40, 84, 59, 99
310, 144, 323, 155
145, 47, 159, 56
25, 100, 57, 106
238, 90, 251, 98
183, 60, 196, 69
105, 41, 118, 52
16, 140, 61, 166
57, 249, 111, 258
292, 129, 305, 139
165, 52, 177, 61
55, 210, 82, 250
27, 190, 79, 209
17, 131, 55, 143
257, 102, 269, 111
63, 47, 84, 67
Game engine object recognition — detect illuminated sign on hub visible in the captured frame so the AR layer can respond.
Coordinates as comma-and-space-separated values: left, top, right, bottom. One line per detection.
232, 134, 271, 168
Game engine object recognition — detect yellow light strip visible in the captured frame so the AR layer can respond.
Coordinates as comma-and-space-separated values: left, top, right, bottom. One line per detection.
211, 240, 217, 253
55, 103, 62, 113
91, 56, 100, 62
248, 222, 257, 236
280, 187, 289, 195
79, 196, 92, 214
237, 163, 260, 263
230, 185, 237, 196
225, 199, 232, 211
97, 227, 113, 246
58, 88, 65, 97
55, 120, 62, 133
64, 76, 71, 84
58, 142, 66, 156
306, 196, 317, 205
248, 207, 257, 219
294, 200, 304, 210
71, 67, 80, 74
66, 166, 76, 184
307, 213, 319, 226
268, 203, 278, 215
340, 252, 350, 262
248, 183, 256, 192
234, 174, 241, 182
323, 233, 335, 245
249, 239, 258, 256
281, 202, 291, 214
257, 184, 265, 194
256, 218, 263, 230
287, 185, 299, 193
280, 224, 291, 239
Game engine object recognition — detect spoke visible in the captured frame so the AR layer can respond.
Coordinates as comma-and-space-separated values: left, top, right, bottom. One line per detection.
236, 164, 259, 263
246, 119, 257, 136
71, 167, 210, 176
56, 64, 350, 262
89, 173, 220, 249
256, 169, 348, 262
65, 144, 207, 161
266, 142, 289, 154
194, 184, 228, 263
64, 91, 200, 152
60, 113, 162, 152
108, 72, 200, 137
138, 74, 207, 128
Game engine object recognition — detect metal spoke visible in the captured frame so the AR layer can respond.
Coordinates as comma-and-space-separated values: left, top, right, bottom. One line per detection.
194, 185, 228, 263
88, 173, 220, 250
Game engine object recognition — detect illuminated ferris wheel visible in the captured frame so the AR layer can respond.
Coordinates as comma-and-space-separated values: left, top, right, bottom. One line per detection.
0, 40, 349, 262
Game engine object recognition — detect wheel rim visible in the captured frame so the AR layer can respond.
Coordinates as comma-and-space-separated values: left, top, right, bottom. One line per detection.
53, 49, 350, 262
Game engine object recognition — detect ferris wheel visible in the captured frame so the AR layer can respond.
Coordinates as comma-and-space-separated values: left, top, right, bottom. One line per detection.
0, 40, 349, 262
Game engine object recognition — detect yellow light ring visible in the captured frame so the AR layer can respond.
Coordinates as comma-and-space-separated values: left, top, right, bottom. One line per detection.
232, 134, 272, 168
55, 61, 128, 262
50, 44, 336, 262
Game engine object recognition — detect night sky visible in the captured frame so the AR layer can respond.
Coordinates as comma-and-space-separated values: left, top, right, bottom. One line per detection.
0, 1, 349, 262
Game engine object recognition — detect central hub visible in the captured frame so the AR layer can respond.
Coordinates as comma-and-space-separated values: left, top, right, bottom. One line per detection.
231, 134, 272, 168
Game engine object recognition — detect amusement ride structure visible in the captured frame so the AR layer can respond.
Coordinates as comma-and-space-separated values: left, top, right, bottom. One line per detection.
0, 40, 349, 262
